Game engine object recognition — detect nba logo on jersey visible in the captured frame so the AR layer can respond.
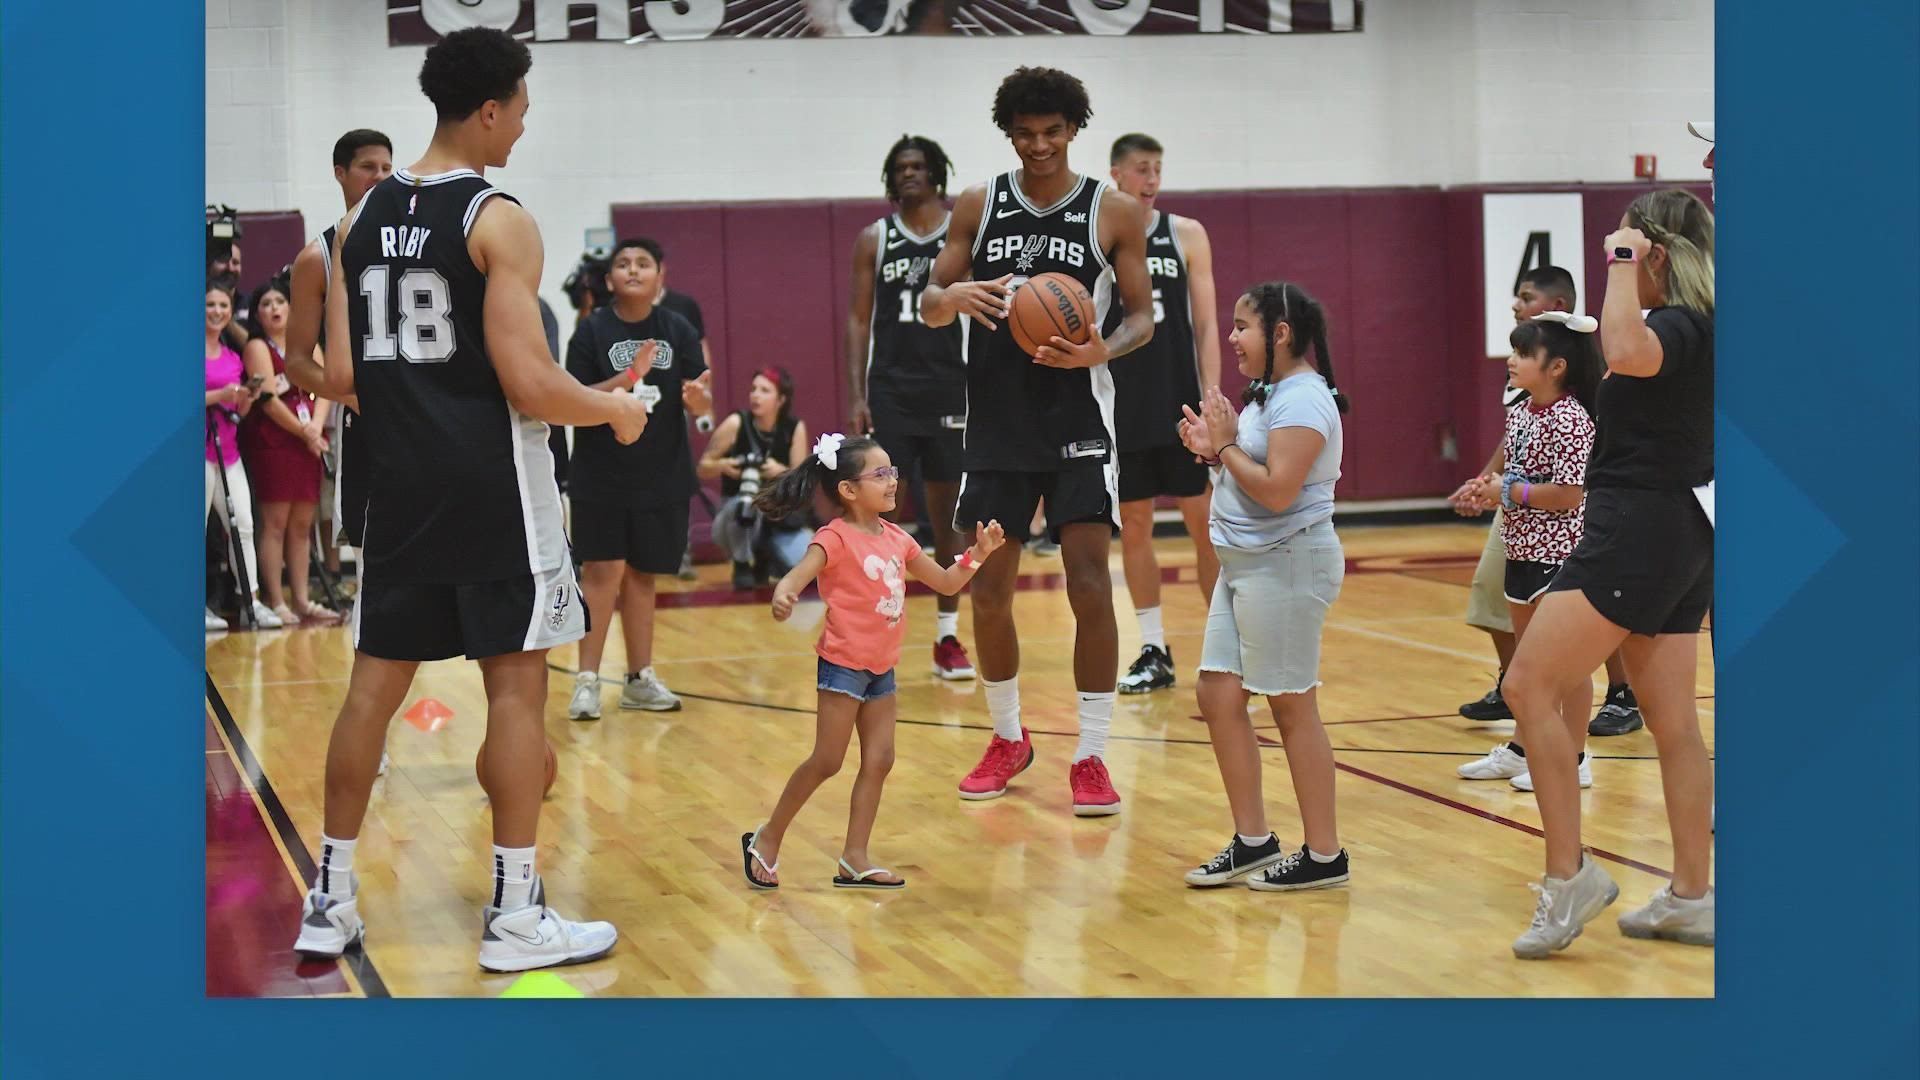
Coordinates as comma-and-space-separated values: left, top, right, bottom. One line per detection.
407, 194, 417, 216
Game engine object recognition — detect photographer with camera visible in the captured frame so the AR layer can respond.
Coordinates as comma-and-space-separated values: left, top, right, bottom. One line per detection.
204, 279, 281, 630
699, 366, 813, 591
207, 205, 251, 353
562, 238, 713, 719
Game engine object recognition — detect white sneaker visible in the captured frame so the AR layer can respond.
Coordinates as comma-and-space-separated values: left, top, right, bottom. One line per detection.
1618, 885, 1715, 946
567, 671, 602, 721
1512, 853, 1619, 959
206, 608, 229, 632
619, 667, 681, 712
249, 600, 284, 629
1511, 751, 1593, 791
1458, 743, 1528, 780
477, 876, 618, 973
293, 879, 365, 959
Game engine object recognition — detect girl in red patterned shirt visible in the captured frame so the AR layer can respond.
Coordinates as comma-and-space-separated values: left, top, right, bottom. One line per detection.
1457, 313, 1602, 792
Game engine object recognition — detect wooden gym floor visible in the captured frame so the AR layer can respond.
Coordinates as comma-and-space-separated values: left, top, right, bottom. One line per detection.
205, 522, 1714, 998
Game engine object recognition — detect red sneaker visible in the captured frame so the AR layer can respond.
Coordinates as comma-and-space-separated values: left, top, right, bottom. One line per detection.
1070, 756, 1122, 817
958, 729, 1033, 800
932, 636, 976, 680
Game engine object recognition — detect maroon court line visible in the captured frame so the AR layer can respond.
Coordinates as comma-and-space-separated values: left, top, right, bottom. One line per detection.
1329, 759, 1674, 880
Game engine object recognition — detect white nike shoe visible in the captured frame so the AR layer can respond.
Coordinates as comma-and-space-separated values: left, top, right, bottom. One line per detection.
293, 876, 365, 959
567, 670, 602, 721
477, 875, 618, 973
1457, 743, 1528, 780
1511, 751, 1593, 792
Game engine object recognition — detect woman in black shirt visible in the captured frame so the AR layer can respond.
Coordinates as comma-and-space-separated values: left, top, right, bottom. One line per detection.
1503, 188, 1716, 960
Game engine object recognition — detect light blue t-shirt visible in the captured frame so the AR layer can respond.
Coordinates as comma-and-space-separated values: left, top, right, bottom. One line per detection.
1209, 370, 1343, 551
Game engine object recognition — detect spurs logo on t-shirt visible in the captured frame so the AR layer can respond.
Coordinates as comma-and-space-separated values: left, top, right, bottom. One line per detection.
609, 337, 673, 372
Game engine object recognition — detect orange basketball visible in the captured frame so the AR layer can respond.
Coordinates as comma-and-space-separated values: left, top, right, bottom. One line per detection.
1008, 272, 1096, 358
475, 738, 558, 797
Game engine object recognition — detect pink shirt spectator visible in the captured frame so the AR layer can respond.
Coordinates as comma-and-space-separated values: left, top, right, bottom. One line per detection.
205, 344, 244, 466
811, 517, 922, 674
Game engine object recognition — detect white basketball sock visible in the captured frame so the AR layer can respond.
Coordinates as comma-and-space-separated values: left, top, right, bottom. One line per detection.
984, 676, 1022, 740
936, 610, 960, 642
1135, 606, 1165, 650
1073, 691, 1115, 762
491, 845, 537, 911
317, 834, 356, 899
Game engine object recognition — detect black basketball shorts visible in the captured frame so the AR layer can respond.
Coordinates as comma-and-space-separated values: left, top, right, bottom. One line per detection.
353, 562, 590, 662
953, 463, 1118, 544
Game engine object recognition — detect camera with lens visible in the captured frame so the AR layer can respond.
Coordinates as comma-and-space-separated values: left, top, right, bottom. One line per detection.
562, 248, 612, 313
735, 449, 768, 519
206, 204, 244, 268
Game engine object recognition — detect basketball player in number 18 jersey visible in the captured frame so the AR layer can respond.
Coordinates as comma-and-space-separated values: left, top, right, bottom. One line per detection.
295, 27, 647, 977
919, 66, 1155, 819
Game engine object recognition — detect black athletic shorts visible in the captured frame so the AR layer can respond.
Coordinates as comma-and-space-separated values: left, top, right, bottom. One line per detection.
1548, 488, 1713, 636
954, 464, 1117, 544
1504, 559, 1562, 605
1118, 444, 1209, 504
870, 403, 965, 485
353, 562, 589, 663
570, 498, 690, 575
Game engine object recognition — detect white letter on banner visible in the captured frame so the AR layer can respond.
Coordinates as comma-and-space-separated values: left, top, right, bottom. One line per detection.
1267, 0, 1292, 32
535, 0, 628, 40
1065, 0, 1150, 35
641, 0, 725, 40
1199, 0, 1224, 32
421, 0, 519, 36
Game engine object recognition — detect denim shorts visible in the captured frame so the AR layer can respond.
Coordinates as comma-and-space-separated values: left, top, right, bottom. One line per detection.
817, 657, 897, 702
1198, 519, 1344, 696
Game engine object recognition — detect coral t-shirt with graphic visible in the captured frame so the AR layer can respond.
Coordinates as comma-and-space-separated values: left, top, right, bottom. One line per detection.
811, 517, 923, 675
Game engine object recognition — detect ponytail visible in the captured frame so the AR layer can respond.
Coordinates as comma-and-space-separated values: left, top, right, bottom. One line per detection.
752, 433, 880, 522
1240, 281, 1349, 413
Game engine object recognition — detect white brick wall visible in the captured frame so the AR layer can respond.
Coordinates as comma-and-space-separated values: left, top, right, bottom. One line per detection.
208, 0, 1713, 311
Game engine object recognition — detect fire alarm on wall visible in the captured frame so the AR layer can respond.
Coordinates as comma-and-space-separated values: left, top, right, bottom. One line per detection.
1634, 154, 1658, 180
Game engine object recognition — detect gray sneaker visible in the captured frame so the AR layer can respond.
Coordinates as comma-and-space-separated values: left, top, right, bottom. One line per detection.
1618, 886, 1714, 946
1512, 853, 1619, 959
567, 670, 602, 721
619, 667, 682, 712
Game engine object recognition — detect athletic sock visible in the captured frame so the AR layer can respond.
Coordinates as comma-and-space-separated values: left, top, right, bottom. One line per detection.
491, 845, 536, 911
317, 834, 356, 899
1238, 833, 1272, 848
936, 610, 960, 642
1135, 606, 1165, 651
1073, 691, 1115, 763
1308, 847, 1342, 864
984, 676, 1022, 741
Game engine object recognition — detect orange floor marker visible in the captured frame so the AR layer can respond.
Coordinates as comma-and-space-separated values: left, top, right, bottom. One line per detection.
402, 697, 453, 733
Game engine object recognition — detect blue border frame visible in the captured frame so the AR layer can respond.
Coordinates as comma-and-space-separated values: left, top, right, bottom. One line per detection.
2, 1, 1915, 1075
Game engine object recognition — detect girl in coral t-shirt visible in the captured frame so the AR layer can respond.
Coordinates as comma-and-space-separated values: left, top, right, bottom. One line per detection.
740, 433, 1003, 891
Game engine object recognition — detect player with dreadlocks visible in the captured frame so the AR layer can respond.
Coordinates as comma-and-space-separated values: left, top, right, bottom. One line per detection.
845, 133, 979, 680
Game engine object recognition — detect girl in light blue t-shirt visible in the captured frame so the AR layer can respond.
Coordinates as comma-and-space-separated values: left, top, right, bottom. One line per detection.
1176, 281, 1351, 894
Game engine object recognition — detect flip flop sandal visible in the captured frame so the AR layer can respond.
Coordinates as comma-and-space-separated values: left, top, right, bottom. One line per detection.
832, 858, 905, 890
741, 827, 779, 891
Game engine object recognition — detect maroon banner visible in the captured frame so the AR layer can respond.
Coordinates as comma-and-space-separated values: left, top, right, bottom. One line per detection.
388, 0, 1364, 44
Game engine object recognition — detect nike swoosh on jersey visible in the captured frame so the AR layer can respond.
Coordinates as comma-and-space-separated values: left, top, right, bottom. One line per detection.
995, 209, 1023, 220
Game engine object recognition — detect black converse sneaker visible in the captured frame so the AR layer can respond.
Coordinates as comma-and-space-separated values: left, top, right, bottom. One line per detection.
1184, 833, 1285, 887
1588, 683, 1645, 736
1118, 645, 1176, 695
1248, 845, 1350, 892
1459, 683, 1513, 721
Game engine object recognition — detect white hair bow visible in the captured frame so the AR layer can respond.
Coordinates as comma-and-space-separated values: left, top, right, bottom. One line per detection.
813, 432, 845, 470
1532, 311, 1599, 334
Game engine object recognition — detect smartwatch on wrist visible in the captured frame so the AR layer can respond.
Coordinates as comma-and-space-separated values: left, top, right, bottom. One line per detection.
1607, 245, 1639, 265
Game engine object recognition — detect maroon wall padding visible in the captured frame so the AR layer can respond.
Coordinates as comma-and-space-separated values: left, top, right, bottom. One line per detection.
232, 211, 307, 297
606, 181, 1710, 506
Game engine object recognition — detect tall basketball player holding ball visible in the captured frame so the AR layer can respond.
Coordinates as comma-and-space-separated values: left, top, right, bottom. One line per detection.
920, 67, 1155, 816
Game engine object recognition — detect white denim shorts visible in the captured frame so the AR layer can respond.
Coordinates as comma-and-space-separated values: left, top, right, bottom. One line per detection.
1198, 519, 1344, 696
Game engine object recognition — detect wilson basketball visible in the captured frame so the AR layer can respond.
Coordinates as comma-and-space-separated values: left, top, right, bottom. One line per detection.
1008, 272, 1096, 358
475, 739, 558, 797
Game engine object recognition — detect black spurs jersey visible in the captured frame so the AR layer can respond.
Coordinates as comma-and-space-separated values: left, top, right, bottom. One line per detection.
339, 167, 566, 584
964, 172, 1116, 471
318, 223, 371, 547
1104, 210, 1199, 449
866, 212, 966, 434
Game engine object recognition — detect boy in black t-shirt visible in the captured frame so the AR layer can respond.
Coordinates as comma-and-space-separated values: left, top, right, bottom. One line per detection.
564, 237, 713, 719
